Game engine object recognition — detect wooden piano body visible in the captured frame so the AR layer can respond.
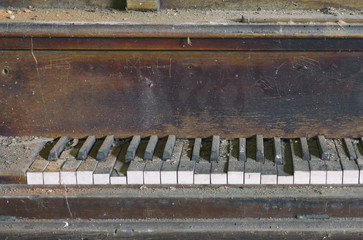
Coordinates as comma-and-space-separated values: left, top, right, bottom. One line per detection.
0, 0, 362, 238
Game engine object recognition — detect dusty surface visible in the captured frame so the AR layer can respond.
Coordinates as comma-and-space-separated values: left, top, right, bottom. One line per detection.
0, 136, 51, 177
0, 8, 361, 24
1, 184, 362, 198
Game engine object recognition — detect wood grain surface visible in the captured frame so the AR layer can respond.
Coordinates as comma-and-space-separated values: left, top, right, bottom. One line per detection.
0, 46, 361, 138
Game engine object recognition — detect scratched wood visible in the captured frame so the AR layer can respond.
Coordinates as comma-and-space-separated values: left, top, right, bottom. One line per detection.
1, 38, 362, 51
0, 48, 361, 138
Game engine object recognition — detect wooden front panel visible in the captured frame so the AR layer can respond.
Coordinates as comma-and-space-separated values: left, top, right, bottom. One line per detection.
0, 48, 361, 138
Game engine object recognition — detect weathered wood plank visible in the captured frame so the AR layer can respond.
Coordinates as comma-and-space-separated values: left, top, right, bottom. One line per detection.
1, 185, 363, 219
0, 50, 361, 138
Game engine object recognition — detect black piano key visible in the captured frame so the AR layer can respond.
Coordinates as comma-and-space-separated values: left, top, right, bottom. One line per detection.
191, 138, 202, 162
162, 135, 176, 160
317, 135, 330, 161
125, 135, 141, 162
300, 137, 310, 161
96, 135, 114, 161
144, 135, 158, 161
210, 135, 220, 162
48, 136, 69, 161
77, 136, 96, 160
344, 138, 357, 160
273, 137, 283, 165
256, 134, 264, 162
238, 138, 246, 162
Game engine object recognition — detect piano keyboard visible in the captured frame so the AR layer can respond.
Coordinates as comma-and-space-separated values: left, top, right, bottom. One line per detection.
25, 135, 363, 185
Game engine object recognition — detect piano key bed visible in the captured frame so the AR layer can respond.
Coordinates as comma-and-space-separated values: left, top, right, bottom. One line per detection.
1, 135, 357, 185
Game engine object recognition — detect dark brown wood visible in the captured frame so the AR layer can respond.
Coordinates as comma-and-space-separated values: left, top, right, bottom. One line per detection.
0, 47, 361, 138
1, 185, 363, 219
2, 37, 363, 51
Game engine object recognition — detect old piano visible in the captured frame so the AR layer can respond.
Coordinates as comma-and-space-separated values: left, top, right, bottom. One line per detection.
0, 0, 362, 238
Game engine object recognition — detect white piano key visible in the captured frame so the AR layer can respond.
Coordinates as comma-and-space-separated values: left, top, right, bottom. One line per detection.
325, 139, 342, 185
261, 139, 277, 184
228, 161, 244, 184
60, 159, 82, 185
261, 162, 277, 184
110, 142, 129, 185
59, 140, 83, 185
161, 140, 183, 184
127, 139, 148, 184
194, 162, 211, 184
144, 160, 162, 184
43, 158, 66, 185
244, 165, 261, 184
309, 161, 327, 184
77, 139, 103, 184
352, 139, 363, 184
110, 170, 127, 184
178, 140, 195, 184
227, 139, 244, 184
277, 141, 293, 184
27, 158, 49, 185
211, 162, 227, 184
308, 138, 326, 184
144, 139, 166, 184
211, 139, 228, 184
127, 160, 145, 184
194, 139, 212, 184
245, 159, 261, 184
335, 139, 359, 184
76, 158, 98, 185
244, 138, 261, 184
290, 140, 310, 184
93, 143, 120, 185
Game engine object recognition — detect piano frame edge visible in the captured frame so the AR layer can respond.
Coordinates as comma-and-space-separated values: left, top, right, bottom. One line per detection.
1, 217, 363, 239
1, 184, 363, 219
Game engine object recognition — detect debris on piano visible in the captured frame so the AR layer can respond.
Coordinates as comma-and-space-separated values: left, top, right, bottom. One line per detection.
3, 135, 363, 185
